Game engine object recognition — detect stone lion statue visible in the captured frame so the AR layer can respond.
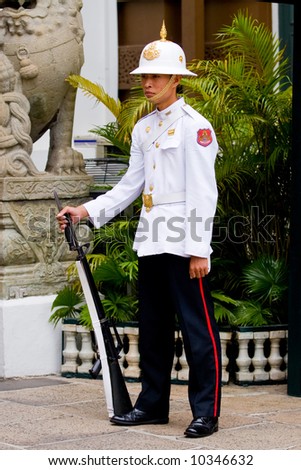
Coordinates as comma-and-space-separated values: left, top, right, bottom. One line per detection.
0, 0, 85, 175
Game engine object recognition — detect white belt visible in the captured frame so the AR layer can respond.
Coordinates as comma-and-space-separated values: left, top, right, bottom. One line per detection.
142, 191, 185, 212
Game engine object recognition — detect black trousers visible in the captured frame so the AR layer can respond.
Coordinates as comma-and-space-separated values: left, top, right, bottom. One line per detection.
135, 253, 221, 419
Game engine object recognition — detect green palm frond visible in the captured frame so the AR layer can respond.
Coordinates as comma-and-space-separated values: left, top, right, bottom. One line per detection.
212, 291, 239, 326
92, 258, 128, 286
101, 292, 138, 322
93, 219, 138, 255
67, 75, 122, 119
49, 286, 85, 326
78, 304, 93, 330
78, 292, 138, 330
215, 153, 257, 210
117, 87, 153, 141
86, 253, 107, 273
242, 256, 288, 305
213, 304, 237, 327
233, 300, 273, 327
119, 260, 138, 283
91, 122, 131, 157
215, 11, 289, 84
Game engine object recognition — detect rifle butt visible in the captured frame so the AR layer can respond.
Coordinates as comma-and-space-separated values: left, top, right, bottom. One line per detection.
108, 358, 133, 416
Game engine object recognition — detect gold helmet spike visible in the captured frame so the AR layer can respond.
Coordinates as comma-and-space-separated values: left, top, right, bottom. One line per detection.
160, 20, 167, 42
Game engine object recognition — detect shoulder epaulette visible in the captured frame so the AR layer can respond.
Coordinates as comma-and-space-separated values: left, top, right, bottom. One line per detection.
181, 103, 200, 120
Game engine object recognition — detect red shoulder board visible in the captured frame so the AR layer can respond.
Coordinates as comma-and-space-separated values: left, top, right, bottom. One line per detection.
197, 128, 213, 147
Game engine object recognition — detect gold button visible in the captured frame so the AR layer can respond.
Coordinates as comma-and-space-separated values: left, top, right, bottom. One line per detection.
155, 142, 160, 148
159, 121, 163, 127
149, 185, 154, 191
145, 126, 151, 133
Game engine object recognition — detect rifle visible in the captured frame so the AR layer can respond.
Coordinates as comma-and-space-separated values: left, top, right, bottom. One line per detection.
54, 191, 133, 418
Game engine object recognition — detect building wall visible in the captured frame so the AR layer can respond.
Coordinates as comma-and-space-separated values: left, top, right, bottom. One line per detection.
204, 0, 271, 42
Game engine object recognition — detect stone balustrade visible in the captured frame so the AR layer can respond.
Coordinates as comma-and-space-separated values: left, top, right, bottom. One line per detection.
234, 327, 288, 384
61, 322, 288, 385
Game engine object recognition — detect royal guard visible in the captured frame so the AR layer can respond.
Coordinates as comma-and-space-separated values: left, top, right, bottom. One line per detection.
57, 21, 222, 438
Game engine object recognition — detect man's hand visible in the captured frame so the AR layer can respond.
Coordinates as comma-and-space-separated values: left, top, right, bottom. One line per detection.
189, 256, 209, 279
56, 205, 89, 231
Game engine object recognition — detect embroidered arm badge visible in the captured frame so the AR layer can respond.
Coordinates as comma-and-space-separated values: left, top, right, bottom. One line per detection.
197, 128, 213, 147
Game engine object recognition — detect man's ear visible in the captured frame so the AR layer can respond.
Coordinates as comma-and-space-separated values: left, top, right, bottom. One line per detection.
174, 75, 183, 93
174, 75, 182, 87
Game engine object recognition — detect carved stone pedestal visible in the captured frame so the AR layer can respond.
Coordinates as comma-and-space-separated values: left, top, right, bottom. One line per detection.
0, 174, 92, 300
0, 174, 92, 378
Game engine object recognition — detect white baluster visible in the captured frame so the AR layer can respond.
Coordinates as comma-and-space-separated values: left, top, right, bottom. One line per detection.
123, 326, 140, 379
61, 323, 78, 374
177, 331, 189, 381
252, 331, 269, 382
77, 325, 95, 374
235, 330, 253, 383
269, 330, 286, 381
220, 330, 232, 384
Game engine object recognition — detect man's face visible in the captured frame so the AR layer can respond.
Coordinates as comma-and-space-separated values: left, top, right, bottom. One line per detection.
141, 74, 181, 109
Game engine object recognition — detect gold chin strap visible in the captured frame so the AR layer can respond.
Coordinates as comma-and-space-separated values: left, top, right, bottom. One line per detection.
147, 74, 177, 103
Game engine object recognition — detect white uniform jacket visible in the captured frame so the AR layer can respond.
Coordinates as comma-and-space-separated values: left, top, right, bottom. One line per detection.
84, 97, 218, 261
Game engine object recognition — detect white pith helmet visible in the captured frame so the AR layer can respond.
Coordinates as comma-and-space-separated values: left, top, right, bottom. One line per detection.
130, 21, 197, 76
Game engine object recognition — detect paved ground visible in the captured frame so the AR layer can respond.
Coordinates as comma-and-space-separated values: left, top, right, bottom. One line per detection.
0, 376, 300, 450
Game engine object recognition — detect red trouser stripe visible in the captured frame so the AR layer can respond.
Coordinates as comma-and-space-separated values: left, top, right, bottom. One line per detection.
198, 278, 220, 417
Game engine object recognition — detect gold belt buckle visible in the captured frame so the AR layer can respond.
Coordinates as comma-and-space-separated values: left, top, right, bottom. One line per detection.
143, 193, 153, 212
